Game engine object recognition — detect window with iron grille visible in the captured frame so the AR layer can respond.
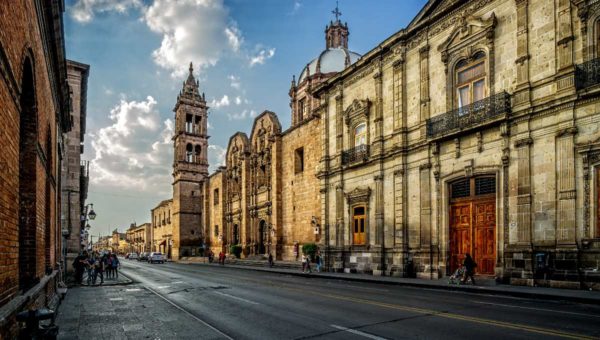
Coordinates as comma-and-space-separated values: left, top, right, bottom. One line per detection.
451, 179, 470, 199
475, 177, 495, 196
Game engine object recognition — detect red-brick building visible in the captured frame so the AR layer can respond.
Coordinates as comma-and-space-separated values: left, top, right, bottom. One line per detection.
0, 0, 71, 337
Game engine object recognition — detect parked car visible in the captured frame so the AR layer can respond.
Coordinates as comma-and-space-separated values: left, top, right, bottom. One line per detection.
128, 253, 138, 260
148, 252, 164, 264
138, 252, 149, 261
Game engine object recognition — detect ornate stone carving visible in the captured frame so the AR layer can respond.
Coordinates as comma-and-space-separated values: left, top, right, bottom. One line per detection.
345, 187, 371, 205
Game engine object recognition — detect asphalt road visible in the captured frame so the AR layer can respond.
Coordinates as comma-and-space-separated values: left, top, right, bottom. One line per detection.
120, 260, 600, 340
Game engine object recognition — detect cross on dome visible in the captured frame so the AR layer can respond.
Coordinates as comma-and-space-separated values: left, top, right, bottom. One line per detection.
332, 1, 342, 21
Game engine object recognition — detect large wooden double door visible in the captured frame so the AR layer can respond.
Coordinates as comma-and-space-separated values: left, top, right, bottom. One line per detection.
449, 177, 496, 275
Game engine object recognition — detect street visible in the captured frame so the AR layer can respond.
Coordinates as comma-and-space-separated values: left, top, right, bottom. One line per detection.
117, 260, 600, 339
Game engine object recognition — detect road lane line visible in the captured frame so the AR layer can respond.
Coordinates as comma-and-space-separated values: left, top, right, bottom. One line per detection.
145, 286, 234, 340
213, 291, 260, 305
473, 301, 600, 318
305, 291, 594, 340
157, 286, 171, 289
330, 324, 387, 340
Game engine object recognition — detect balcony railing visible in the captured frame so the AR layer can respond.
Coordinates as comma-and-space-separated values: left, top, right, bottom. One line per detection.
342, 144, 369, 165
426, 91, 510, 139
575, 57, 600, 90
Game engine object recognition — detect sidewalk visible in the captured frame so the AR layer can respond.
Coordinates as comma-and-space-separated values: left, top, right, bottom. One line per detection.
184, 261, 600, 305
55, 283, 220, 339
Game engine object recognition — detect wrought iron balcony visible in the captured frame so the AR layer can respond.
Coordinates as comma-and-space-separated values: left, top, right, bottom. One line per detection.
426, 91, 510, 140
342, 144, 369, 165
575, 57, 600, 90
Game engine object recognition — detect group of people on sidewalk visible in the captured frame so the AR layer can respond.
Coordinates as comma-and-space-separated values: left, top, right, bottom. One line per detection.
301, 252, 322, 273
73, 251, 121, 285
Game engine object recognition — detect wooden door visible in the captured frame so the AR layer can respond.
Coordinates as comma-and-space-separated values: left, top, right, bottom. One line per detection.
449, 177, 496, 276
353, 206, 366, 245
450, 203, 471, 273
473, 200, 496, 275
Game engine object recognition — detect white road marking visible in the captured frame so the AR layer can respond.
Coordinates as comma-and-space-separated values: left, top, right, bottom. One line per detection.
172, 281, 184, 284
473, 301, 600, 318
125, 288, 141, 292
109, 298, 123, 301
145, 286, 234, 340
157, 286, 171, 289
330, 324, 387, 340
213, 291, 260, 305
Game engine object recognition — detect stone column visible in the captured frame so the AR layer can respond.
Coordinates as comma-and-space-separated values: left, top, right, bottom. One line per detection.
515, 137, 533, 244
419, 163, 432, 247
556, 127, 578, 244
419, 45, 430, 139
374, 175, 384, 245
393, 53, 405, 132
514, 0, 531, 107
335, 184, 344, 247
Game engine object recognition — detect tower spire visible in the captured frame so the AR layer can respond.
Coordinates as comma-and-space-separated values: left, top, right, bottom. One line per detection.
325, 1, 349, 49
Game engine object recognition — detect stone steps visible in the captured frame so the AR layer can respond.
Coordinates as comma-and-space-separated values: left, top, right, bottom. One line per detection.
225, 258, 303, 270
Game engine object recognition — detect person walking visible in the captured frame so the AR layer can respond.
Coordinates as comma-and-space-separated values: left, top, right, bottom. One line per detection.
315, 252, 322, 273
268, 253, 274, 268
86, 253, 96, 285
301, 254, 307, 273
73, 251, 88, 285
461, 253, 477, 285
96, 253, 106, 285
106, 253, 114, 279
112, 254, 120, 279
305, 254, 312, 273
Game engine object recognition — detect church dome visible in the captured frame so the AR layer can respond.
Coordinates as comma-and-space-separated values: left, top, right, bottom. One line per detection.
298, 47, 361, 84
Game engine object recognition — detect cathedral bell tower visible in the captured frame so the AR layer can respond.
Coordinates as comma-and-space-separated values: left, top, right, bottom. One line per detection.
171, 62, 209, 260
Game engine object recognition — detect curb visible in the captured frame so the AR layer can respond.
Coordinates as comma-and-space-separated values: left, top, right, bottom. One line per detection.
181, 262, 600, 305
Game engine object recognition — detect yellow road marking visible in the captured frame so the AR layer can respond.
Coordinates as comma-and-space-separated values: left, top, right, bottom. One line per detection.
126, 263, 596, 339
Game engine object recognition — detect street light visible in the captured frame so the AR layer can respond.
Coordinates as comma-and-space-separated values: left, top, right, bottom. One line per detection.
87, 204, 96, 220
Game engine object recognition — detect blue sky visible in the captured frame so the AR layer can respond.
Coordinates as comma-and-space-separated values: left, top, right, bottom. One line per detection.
65, 0, 427, 236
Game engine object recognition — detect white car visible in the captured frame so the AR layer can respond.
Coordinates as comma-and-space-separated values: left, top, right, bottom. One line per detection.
148, 252, 164, 264
128, 253, 138, 260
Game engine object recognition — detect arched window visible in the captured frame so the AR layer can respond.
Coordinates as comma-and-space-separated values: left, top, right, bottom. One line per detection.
186, 143, 193, 162
455, 52, 486, 110
185, 114, 193, 133
354, 123, 367, 147
194, 145, 201, 163
19, 56, 38, 290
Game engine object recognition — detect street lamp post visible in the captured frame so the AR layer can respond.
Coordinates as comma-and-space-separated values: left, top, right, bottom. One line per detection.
81, 203, 97, 250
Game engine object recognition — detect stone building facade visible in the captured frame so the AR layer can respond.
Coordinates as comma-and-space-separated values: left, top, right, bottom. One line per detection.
200, 19, 358, 261
311, 0, 600, 288
62, 60, 89, 273
0, 0, 72, 337
126, 223, 151, 254
151, 199, 173, 259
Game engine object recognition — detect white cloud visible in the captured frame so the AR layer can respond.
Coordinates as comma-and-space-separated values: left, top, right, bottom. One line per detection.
144, 0, 243, 77
70, 0, 142, 23
227, 109, 248, 120
209, 95, 230, 109
249, 47, 276, 67
89, 96, 173, 195
292, 0, 302, 13
228, 75, 241, 89
235, 96, 242, 105
208, 145, 226, 172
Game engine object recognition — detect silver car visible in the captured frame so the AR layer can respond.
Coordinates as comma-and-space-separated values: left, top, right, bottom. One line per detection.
148, 252, 164, 264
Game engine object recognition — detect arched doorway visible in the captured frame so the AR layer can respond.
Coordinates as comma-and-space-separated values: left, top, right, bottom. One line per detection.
232, 224, 239, 245
258, 220, 266, 254
19, 56, 38, 290
449, 176, 496, 275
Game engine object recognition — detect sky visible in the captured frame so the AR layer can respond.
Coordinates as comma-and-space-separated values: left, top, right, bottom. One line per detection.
64, 0, 427, 237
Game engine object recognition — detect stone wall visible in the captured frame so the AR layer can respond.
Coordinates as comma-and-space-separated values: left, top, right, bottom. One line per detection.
281, 118, 322, 261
